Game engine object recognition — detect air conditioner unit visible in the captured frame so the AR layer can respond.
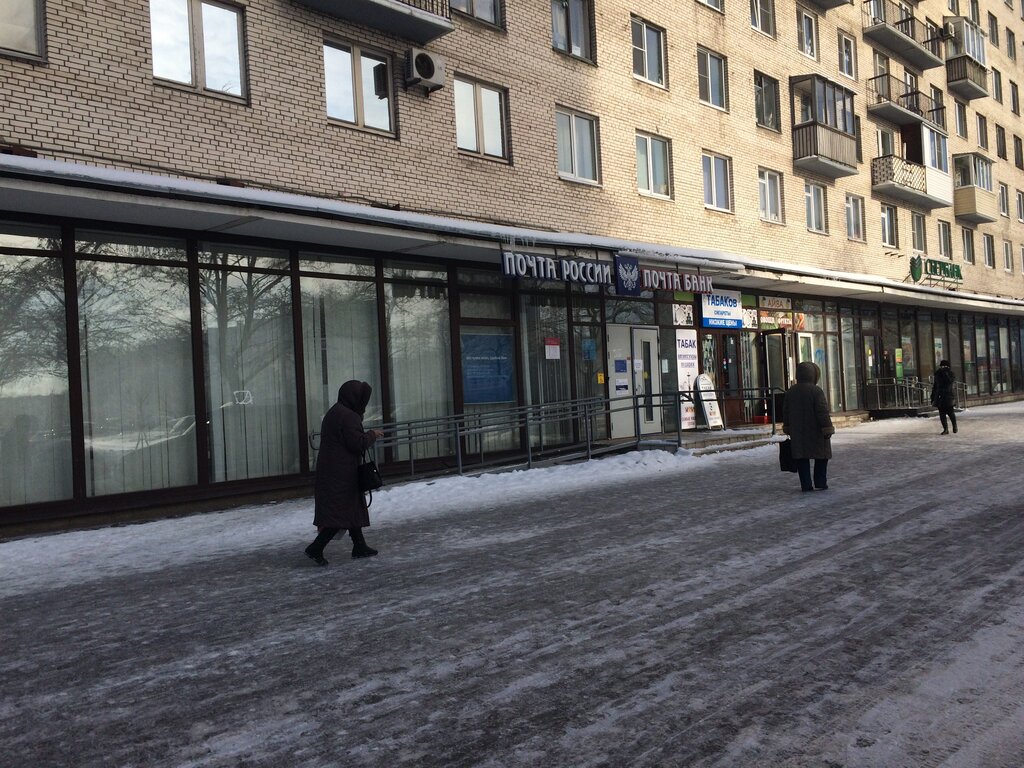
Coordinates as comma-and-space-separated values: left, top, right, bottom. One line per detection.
405, 48, 446, 93
942, 21, 957, 40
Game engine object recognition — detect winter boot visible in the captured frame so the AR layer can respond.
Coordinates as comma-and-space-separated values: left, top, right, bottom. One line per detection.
350, 528, 378, 559
304, 544, 328, 566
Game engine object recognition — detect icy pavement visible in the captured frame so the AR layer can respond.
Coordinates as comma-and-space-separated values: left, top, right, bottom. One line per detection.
3, 404, 1024, 768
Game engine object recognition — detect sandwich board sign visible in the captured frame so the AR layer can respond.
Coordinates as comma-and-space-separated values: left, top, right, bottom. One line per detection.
695, 373, 724, 429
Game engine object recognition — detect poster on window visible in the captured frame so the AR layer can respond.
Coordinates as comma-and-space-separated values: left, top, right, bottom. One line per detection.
462, 332, 514, 404
676, 329, 699, 429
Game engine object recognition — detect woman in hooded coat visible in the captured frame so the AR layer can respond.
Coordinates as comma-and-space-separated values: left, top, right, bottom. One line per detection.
930, 360, 958, 435
782, 361, 835, 492
304, 380, 382, 565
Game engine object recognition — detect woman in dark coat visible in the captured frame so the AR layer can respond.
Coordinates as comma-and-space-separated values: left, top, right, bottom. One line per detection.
782, 361, 835, 492
304, 380, 382, 565
931, 360, 958, 434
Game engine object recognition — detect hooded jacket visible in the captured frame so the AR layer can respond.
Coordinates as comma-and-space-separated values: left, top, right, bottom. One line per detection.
313, 380, 379, 529
931, 364, 956, 409
782, 362, 835, 460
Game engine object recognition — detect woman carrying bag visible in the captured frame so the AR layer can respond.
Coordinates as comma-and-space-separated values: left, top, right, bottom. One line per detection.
782, 362, 835, 492
305, 380, 383, 565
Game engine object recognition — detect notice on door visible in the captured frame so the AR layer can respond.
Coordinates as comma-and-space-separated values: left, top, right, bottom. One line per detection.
695, 373, 724, 429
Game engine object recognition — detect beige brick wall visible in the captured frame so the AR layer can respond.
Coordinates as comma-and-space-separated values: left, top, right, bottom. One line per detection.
3, 0, 1024, 303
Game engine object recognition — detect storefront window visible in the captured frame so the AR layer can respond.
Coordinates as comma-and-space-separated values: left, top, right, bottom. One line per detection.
200, 260, 300, 482
917, 311, 934, 381
461, 326, 518, 453
199, 243, 290, 270
899, 310, 917, 380
521, 293, 572, 445
384, 260, 448, 281
0, 220, 61, 250
459, 293, 512, 319
826, 334, 842, 412
948, 315, 963, 387
298, 252, 375, 278
301, 275, 381, 470
990, 318, 1004, 392
571, 293, 602, 323
999, 322, 1011, 392
385, 282, 454, 459
78, 261, 196, 495
962, 314, 977, 394
975, 318, 990, 394
882, 309, 899, 379
841, 313, 861, 408
1011, 320, 1022, 392
0, 255, 73, 507
605, 297, 655, 325
573, 325, 606, 439
75, 231, 187, 262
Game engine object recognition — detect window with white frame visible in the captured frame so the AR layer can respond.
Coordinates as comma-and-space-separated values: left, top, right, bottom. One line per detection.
698, 48, 728, 109
838, 31, 856, 78
454, 77, 507, 158
938, 220, 952, 258
451, 0, 499, 25
955, 100, 968, 138
751, 0, 775, 36
631, 17, 665, 86
999, 182, 1010, 215
702, 151, 732, 211
1004, 240, 1013, 271
926, 127, 948, 172
798, 7, 818, 59
846, 194, 865, 240
1017, 189, 1024, 221
754, 71, 780, 130
805, 183, 826, 232
877, 128, 896, 157
962, 227, 975, 263
977, 114, 988, 148
0, 0, 43, 57
911, 212, 926, 252
636, 132, 671, 197
758, 168, 783, 222
699, 0, 724, 11
556, 107, 599, 182
930, 86, 945, 130
551, 0, 593, 60
150, 0, 245, 97
324, 43, 392, 132
983, 233, 995, 267
881, 203, 898, 246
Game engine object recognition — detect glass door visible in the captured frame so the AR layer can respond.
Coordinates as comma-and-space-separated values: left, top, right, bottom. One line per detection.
760, 328, 792, 422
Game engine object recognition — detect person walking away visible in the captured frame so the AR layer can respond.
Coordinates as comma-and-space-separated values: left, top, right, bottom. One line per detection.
931, 360, 958, 435
305, 380, 383, 565
782, 362, 835, 492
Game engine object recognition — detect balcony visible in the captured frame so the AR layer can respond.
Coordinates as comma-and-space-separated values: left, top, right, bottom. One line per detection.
793, 123, 858, 177
865, 74, 945, 127
862, 0, 943, 70
293, 0, 454, 44
802, 0, 851, 9
946, 55, 988, 100
871, 155, 952, 209
954, 185, 998, 223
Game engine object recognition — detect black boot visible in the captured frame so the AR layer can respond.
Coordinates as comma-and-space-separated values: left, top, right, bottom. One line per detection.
304, 544, 328, 566
350, 527, 378, 559
305, 527, 340, 566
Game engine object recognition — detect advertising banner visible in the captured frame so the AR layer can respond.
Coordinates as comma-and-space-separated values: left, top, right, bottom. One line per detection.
675, 329, 699, 429
695, 373, 724, 428
701, 290, 743, 328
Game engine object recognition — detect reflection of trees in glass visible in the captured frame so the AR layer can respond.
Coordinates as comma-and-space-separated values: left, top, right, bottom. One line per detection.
0, 256, 66, 389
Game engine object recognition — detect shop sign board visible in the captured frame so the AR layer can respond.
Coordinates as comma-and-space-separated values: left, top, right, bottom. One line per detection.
910, 255, 964, 283
759, 296, 792, 310
502, 251, 612, 285
701, 290, 743, 329
675, 329, 699, 429
695, 373, 724, 428
758, 310, 793, 330
613, 254, 714, 296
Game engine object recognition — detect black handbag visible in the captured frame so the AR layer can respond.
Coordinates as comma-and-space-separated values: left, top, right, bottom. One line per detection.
357, 451, 384, 493
778, 439, 798, 473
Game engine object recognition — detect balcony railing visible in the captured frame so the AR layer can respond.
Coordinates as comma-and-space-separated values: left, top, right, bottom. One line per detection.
872, 155, 925, 191
946, 55, 988, 100
862, 0, 943, 69
865, 74, 945, 127
792, 123, 858, 177
293, 0, 453, 43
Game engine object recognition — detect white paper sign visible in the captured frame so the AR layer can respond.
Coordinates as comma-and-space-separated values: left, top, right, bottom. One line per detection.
676, 329, 699, 429
695, 373, 724, 429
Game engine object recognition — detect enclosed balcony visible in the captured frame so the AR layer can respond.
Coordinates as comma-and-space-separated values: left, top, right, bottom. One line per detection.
293, 0, 454, 44
862, 0, 943, 70
802, 0, 851, 9
871, 155, 951, 209
790, 75, 858, 178
865, 74, 945, 127
953, 153, 997, 222
944, 17, 988, 100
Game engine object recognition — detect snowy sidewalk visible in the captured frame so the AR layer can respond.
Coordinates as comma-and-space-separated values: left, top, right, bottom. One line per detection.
3, 403, 1024, 767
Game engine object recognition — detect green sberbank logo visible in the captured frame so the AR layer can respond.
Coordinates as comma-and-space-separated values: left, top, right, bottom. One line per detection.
910, 255, 923, 282
910, 256, 963, 284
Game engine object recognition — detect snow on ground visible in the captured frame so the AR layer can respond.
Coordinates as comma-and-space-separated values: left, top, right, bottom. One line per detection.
3, 403, 1024, 767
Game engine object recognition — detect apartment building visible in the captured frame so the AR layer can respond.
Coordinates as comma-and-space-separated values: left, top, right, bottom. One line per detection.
2, 0, 1024, 523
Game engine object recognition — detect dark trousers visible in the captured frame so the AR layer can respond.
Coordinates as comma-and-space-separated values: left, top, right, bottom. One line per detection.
938, 404, 958, 432
308, 527, 360, 555
797, 458, 828, 490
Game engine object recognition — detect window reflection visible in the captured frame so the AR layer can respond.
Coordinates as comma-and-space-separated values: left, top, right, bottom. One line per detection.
202, 2, 243, 96
78, 261, 197, 495
150, 0, 193, 84
0, 255, 72, 507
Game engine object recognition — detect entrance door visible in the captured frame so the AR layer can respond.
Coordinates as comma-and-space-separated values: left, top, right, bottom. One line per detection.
700, 330, 744, 425
760, 328, 793, 422
607, 325, 662, 438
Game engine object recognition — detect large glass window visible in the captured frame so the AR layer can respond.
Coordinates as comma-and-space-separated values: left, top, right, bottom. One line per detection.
150, 0, 245, 97
300, 266, 381, 471
1, 0, 43, 57
551, 0, 592, 60
0, 254, 72, 507
385, 281, 454, 460
460, 326, 518, 453
78, 261, 197, 496
454, 78, 507, 158
200, 246, 298, 482
324, 43, 392, 133
521, 294, 571, 446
